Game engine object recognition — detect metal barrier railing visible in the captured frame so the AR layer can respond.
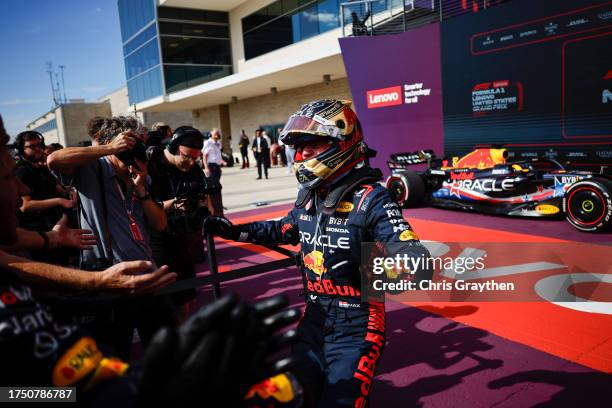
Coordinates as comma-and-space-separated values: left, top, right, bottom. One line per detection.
340, 0, 509, 37
341, 0, 415, 37
157, 233, 300, 299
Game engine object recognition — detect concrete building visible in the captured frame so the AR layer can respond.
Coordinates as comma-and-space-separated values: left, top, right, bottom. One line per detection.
24, 86, 195, 148
26, 100, 112, 147
117, 0, 367, 152
97, 86, 194, 130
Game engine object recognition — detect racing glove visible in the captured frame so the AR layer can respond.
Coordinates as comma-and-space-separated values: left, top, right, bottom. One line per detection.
138, 293, 300, 407
203, 216, 249, 242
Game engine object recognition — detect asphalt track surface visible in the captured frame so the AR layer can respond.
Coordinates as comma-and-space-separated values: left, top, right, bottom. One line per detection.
190, 204, 612, 407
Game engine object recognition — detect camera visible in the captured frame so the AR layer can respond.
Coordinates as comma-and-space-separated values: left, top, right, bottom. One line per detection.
115, 139, 148, 169
146, 129, 167, 147
167, 178, 222, 234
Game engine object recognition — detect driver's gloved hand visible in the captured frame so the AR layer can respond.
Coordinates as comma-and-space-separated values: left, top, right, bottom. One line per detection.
203, 216, 248, 241
138, 294, 300, 407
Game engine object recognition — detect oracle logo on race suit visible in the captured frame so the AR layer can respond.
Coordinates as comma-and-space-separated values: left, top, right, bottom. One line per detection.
366, 86, 402, 109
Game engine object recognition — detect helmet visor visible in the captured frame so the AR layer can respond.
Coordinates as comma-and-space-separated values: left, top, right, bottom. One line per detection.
279, 115, 341, 145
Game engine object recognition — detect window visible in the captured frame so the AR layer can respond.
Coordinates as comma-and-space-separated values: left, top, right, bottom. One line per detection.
32, 119, 57, 134
118, 0, 156, 43
163, 65, 231, 93
127, 66, 163, 104
125, 40, 160, 80
299, 4, 319, 40
123, 24, 157, 55
243, 0, 341, 59
159, 21, 229, 38
160, 37, 231, 65
317, 0, 340, 33
157, 7, 228, 23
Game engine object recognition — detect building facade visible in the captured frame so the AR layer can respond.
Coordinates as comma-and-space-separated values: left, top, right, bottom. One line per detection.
26, 101, 112, 147
117, 0, 356, 151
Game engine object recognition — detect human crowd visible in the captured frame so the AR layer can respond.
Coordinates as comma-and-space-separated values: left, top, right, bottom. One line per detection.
0, 98, 432, 407
0, 113, 301, 406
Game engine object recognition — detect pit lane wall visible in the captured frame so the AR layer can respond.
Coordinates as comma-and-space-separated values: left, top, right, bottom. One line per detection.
340, 0, 612, 176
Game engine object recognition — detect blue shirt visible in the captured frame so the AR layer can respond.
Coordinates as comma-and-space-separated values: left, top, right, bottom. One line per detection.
62, 157, 155, 267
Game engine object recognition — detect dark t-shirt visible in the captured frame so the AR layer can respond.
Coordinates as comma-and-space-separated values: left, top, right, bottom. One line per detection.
146, 146, 206, 203
15, 159, 63, 230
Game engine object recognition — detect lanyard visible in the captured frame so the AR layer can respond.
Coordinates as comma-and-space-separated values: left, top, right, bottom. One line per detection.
113, 178, 144, 242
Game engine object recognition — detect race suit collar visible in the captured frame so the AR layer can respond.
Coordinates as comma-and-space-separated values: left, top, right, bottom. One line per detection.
294, 166, 382, 213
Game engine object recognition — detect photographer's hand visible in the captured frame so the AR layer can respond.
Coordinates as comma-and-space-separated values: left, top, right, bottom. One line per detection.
48, 214, 98, 250
98, 261, 177, 295
129, 158, 148, 196
108, 131, 137, 155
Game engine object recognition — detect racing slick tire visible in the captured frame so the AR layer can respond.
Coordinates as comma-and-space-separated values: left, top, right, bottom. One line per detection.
385, 170, 425, 208
563, 178, 612, 232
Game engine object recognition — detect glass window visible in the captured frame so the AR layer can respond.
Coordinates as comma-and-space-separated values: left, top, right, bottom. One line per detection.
118, 0, 156, 43
163, 65, 232, 94
127, 66, 162, 104
124, 24, 157, 55
317, 0, 339, 33
157, 7, 228, 23
160, 37, 231, 65
282, 0, 299, 13
267, 2, 283, 20
245, 21, 292, 59
244, 0, 342, 59
299, 4, 319, 40
159, 21, 229, 38
125, 40, 160, 80
371, 0, 387, 15
164, 66, 188, 93
291, 13, 301, 43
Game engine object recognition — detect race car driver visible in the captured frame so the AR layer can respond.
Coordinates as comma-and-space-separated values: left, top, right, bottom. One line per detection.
205, 100, 433, 407
0, 114, 300, 407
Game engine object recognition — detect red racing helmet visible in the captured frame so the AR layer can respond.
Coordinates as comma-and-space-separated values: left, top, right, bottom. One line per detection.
279, 99, 365, 190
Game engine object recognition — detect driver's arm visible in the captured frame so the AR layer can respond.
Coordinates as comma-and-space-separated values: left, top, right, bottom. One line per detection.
367, 188, 433, 284
204, 209, 300, 246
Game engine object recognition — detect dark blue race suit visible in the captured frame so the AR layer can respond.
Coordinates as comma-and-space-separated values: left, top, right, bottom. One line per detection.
242, 181, 431, 407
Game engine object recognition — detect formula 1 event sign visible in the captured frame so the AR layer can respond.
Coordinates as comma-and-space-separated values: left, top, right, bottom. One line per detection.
340, 23, 444, 175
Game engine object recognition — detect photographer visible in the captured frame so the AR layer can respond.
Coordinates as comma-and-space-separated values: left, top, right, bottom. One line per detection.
15, 131, 78, 265
47, 116, 175, 359
147, 126, 214, 316
202, 127, 226, 216
15, 131, 75, 232
87, 116, 106, 145
147, 122, 172, 147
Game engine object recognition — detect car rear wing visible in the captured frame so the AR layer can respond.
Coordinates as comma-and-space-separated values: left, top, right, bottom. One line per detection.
388, 150, 435, 169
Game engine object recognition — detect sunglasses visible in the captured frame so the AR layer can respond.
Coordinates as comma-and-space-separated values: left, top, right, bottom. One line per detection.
178, 151, 201, 163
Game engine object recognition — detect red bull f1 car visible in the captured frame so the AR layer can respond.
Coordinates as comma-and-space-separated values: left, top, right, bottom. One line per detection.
385, 148, 612, 232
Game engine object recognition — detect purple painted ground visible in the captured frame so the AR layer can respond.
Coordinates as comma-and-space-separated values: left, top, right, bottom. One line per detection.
192, 237, 611, 407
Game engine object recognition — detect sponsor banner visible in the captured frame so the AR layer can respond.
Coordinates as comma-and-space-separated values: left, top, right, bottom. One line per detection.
340, 23, 444, 176
360, 242, 612, 306
442, 0, 612, 166
367, 86, 402, 109
472, 80, 523, 115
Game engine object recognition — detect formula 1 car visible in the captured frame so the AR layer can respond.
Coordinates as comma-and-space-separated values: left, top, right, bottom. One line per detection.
385, 148, 612, 232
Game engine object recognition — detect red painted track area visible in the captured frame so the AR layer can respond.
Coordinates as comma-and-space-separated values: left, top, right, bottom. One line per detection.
193, 203, 611, 407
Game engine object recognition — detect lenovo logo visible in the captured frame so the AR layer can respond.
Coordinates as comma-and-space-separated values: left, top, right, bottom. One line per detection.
367, 86, 402, 109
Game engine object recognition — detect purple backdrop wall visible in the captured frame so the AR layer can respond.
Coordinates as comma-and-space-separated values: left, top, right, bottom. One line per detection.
339, 23, 444, 176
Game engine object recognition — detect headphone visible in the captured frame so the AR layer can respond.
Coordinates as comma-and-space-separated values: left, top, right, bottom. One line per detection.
166, 126, 204, 154
16, 131, 45, 155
